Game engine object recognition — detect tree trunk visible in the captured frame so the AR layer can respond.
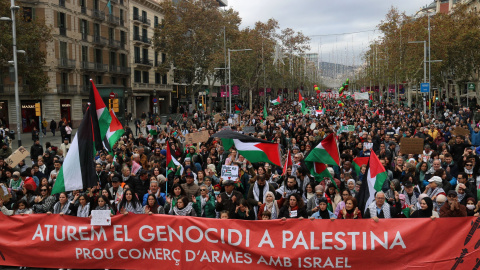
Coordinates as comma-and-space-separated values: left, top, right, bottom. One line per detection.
249, 88, 253, 111
407, 82, 412, 108
454, 81, 461, 105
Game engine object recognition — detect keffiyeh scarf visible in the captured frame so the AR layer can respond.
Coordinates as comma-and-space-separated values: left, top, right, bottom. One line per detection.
368, 201, 391, 219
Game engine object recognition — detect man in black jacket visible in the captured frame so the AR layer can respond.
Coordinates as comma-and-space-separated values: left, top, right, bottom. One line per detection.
215, 180, 242, 218
134, 170, 150, 199
50, 119, 57, 136
30, 139, 44, 165
363, 191, 401, 221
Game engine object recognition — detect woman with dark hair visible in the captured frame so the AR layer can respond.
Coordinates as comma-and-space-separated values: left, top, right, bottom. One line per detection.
144, 194, 165, 214
164, 183, 186, 214
0, 199, 32, 215
309, 197, 336, 220
410, 197, 438, 219
337, 196, 362, 219
168, 196, 196, 216
334, 189, 351, 216
234, 198, 255, 220
49, 192, 72, 215
279, 194, 307, 220
117, 189, 144, 215
32, 186, 56, 213
92, 195, 115, 216
70, 194, 90, 217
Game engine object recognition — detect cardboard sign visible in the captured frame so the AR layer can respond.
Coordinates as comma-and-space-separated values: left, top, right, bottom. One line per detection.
452, 127, 470, 137
221, 165, 239, 180
5, 146, 29, 168
245, 110, 251, 115
90, 210, 111, 226
0, 184, 12, 203
214, 113, 222, 122
267, 116, 275, 121
243, 126, 256, 134
337, 125, 355, 134
185, 130, 210, 145
400, 137, 424, 154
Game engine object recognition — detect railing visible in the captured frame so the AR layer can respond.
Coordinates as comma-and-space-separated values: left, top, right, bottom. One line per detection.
133, 83, 172, 90
59, 0, 65, 7
92, 9, 105, 21
120, 19, 125, 27
58, 58, 76, 69
59, 27, 67, 36
57, 84, 77, 94
92, 35, 107, 46
109, 65, 131, 74
119, 66, 131, 74
107, 14, 120, 25
108, 39, 121, 49
133, 34, 151, 45
132, 14, 142, 23
82, 61, 107, 72
119, 0, 124, 6
81, 6, 87, 14
81, 85, 90, 92
81, 32, 88, 41
110, 0, 118, 4
0, 84, 29, 94
120, 42, 126, 50
134, 58, 153, 66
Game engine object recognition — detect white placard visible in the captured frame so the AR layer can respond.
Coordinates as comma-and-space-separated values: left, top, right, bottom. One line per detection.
310, 123, 316, 130
221, 165, 239, 180
364, 143, 373, 150
91, 210, 112, 226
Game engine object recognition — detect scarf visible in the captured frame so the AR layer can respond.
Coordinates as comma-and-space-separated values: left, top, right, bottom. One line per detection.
319, 209, 330, 219
368, 201, 391, 219
200, 196, 207, 216
264, 202, 279, 220
95, 205, 109, 211
402, 190, 418, 206
173, 202, 193, 216
15, 208, 30, 215
465, 167, 474, 175
426, 187, 443, 200
54, 201, 71, 215
457, 193, 466, 203
253, 182, 268, 203
77, 203, 90, 218
124, 201, 142, 214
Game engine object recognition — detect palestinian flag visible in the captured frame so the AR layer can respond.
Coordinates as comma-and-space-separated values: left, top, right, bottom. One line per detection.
263, 104, 268, 119
356, 151, 388, 214
306, 161, 332, 180
166, 140, 184, 177
52, 105, 98, 194
270, 96, 281, 106
282, 149, 292, 176
305, 133, 340, 166
105, 110, 125, 151
235, 104, 241, 114
315, 108, 325, 116
299, 92, 306, 114
353, 157, 369, 176
212, 130, 281, 166
90, 79, 111, 152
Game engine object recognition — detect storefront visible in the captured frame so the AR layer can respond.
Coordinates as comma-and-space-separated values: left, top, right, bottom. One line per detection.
21, 100, 39, 133
0, 101, 8, 128
60, 99, 71, 123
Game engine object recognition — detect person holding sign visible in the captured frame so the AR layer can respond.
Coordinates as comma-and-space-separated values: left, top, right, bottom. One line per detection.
279, 193, 307, 220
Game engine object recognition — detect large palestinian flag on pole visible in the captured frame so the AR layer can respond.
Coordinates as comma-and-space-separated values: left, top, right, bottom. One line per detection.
211, 130, 282, 166
52, 105, 98, 194
353, 157, 369, 176
270, 96, 281, 106
299, 92, 306, 114
166, 140, 184, 177
356, 151, 388, 214
308, 162, 333, 180
282, 149, 292, 176
305, 133, 340, 166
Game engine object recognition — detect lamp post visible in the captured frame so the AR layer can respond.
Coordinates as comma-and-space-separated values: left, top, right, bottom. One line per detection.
228, 49, 252, 115
408, 40, 427, 115
1, 0, 22, 147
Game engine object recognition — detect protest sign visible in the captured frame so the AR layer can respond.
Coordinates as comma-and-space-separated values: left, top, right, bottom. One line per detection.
267, 116, 275, 121
243, 126, 256, 134
400, 138, 424, 154
91, 210, 112, 226
452, 127, 469, 137
214, 113, 222, 122
5, 146, 29, 168
221, 165, 239, 180
364, 142, 373, 150
0, 215, 478, 269
185, 131, 210, 145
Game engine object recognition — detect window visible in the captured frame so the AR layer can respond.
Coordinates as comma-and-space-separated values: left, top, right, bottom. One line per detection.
80, 0, 86, 8
155, 73, 161, 84
81, 19, 88, 34
122, 78, 127, 87
154, 16, 158, 27
119, 53, 126, 67
143, 71, 149, 83
133, 7, 139, 17
81, 46, 88, 62
110, 51, 116, 66
94, 23, 100, 37
142, 10, 147, 20
134, 47, 140, 62
95, 48, 102, 63
133, 25, 139, 39
23, 7, 33, 22
134, 70, 141, 83
111, 77, 117, 85
162, 53, 166, 63
61, 72, 68, 86
94, 0, 99, 10
96, 76, 103, 84
162, 74, 167, 84
154, 53, 158, 66
109, 28, 114, 41
83, 75, 89, 91
120, 31, 126, 45
60, 41, 67, 59
120, 9, 124, 25
142, 28, 147, 39
142, 48, 148, 60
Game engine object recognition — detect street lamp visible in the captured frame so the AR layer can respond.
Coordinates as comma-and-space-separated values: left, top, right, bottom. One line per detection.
408, 40, 427, 115
1, 1, 23, 147
228, 48, 252, 115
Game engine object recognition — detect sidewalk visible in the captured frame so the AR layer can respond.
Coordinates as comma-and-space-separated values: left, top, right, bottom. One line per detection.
11, 129, 78, 164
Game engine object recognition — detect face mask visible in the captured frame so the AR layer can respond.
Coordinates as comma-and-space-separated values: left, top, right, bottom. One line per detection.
214, 191, 220, 196
467, 204, 475, 210
437, 202, 445, 209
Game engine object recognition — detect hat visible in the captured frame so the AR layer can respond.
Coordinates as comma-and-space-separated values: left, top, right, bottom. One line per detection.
185, 172, 194, 178
111, 177, 120, 182
223, 179, 235, 186
184, 157, 191, 162
317, 197, 328, 205
64, 137, 69, 141
428, 176, 442, 184
189, 145, 196, 150
160, 149, 167, 156
292, 146, 300, 150
404, 182, 414, 188
138, 169, 148, 176
12, 171, 20, 178
447, 190, 457, 197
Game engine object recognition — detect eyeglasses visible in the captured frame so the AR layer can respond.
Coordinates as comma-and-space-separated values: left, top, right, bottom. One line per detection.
448, 195, 457, 198
466, 164, 473, 167
41, 189, 47, 192
200, 189, 207, 191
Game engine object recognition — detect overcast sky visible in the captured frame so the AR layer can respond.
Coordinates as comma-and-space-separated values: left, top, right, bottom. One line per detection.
228, 0, 431, 65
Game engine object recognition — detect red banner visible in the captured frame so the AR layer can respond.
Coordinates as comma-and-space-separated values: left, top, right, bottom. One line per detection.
0, 214, 479, 269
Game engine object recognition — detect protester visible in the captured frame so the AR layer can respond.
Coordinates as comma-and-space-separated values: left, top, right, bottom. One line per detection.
117, 189, 144, 214
279, 193, 307, 219
309, 197, 336, 220
410, 197, 439, 219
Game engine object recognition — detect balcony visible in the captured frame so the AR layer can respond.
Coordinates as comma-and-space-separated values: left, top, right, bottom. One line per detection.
133, 83, 172, 91
107, 14, 120, 26
133, 34, 151, 46
57, 84, 78, 94
81, 6, 87, 15
92, 9, 105, 21
119, 66, 131, 74
59, 0, 65, 8
92, 35, 107, 46
120, 19, 125, 27
58, 58, 76, 69
81, 32, 88, 41
109, 65, 131, 74
134, 58, 153, 67
81, 61, 108, 72
110, 0, 118, 3
132, 14, 151, 26
59, 27, 67, 36
108, 39, 121, 49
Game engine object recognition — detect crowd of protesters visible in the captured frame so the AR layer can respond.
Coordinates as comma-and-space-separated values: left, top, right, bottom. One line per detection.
1, 95, 479, 223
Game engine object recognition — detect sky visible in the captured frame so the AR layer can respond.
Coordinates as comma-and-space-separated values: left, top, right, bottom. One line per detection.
228, 0, 431, 66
